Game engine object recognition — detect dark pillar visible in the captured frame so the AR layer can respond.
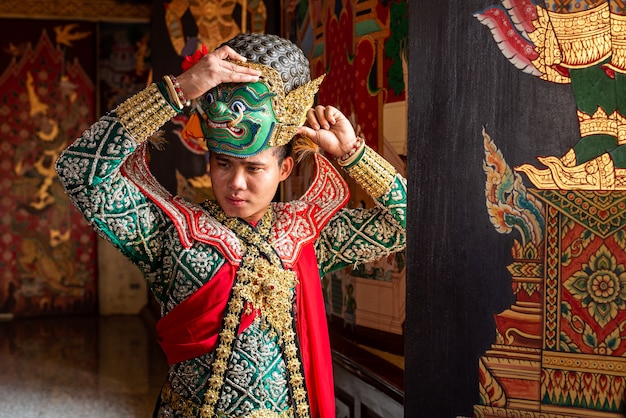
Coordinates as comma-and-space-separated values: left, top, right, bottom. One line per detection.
405, 1, 579, 416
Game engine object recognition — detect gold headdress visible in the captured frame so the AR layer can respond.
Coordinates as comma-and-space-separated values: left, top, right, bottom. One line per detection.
235, 61, 325, 148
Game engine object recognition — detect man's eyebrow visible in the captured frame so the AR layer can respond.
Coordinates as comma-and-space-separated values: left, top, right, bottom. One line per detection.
215, 154, 267, 166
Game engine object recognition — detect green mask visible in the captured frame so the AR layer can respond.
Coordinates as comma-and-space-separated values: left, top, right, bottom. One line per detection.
201, 81, 279, 158
187, 61, 324, 158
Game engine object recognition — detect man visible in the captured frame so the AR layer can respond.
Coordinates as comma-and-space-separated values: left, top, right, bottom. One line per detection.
55, 33, 406, 418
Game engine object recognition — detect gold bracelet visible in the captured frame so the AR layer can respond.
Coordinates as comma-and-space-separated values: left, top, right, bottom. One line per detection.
115, 83, 178, 142
162, 75, 184, 109
343, 145, 397, 199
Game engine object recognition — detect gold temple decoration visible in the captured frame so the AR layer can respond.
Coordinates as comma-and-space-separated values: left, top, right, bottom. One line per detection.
529, 6, 570, 83
0, 0, 150, 21
516, 152, 617, 190
578, 108, 617, 139
608, 12, 626, 72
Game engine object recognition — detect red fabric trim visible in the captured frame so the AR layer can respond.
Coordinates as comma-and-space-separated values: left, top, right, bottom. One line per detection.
155, 262, 255, 364
295, 243, 335, 418
156, 243, 335, 417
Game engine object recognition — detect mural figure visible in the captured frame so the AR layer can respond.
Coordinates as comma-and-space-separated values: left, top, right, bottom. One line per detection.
165, 0, 267, 55
477, 0, 626, 190
0, 23, 97, 316
475, 1, 626, 416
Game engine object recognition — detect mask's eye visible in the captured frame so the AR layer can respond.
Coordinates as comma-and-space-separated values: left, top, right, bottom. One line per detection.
231, 100, 246, 113
204, 92, 214, 105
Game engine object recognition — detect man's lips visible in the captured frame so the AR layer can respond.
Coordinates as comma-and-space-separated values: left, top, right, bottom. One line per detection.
226, 197, 246, 206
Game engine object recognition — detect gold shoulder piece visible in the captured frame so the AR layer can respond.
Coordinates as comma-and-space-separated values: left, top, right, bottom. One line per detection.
547, 4, 611, 68
115, 83, 178, 142
608, 12, 626, 72
343, 146, 397, 199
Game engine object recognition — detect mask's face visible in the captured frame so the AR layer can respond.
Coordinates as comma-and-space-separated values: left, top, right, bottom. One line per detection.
202, 81, 279, 157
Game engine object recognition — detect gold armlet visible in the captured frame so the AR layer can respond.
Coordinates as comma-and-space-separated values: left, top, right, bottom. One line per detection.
342, 145, 397, 199
115, 84, 178, 142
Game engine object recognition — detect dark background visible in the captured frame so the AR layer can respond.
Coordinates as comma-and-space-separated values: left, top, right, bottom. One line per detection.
405, 1, 578, 416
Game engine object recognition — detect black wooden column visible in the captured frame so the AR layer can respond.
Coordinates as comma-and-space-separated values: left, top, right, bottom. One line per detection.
405, 2, 579, 416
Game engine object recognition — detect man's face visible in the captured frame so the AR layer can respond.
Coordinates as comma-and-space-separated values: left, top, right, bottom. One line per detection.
209, 148, 294, 223
202, 81, 279, 157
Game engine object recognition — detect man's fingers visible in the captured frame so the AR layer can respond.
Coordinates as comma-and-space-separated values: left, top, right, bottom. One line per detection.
306, 108, 321, 129
228, 72, 260, 83
322, 105, 339, 125
226, 62, 261, 77
313, 106, 330, 129
296, 125, 317, 140
214, 45, 245, 61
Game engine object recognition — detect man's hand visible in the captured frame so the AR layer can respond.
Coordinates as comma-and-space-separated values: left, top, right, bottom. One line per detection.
297, 105, 359, 158
174, 45, 261, 100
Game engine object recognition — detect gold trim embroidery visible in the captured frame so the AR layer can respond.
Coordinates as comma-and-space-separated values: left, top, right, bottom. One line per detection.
115, 83, 178, 142
161, 381, 295, 418
343, 146, 397, 199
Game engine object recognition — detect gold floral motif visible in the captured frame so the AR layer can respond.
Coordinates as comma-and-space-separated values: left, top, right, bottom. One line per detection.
115, 83, 178, 142
547, 3, 611, 68
235, 255, 297, 334
516, 152, 616, 190
343, 146, 397, 198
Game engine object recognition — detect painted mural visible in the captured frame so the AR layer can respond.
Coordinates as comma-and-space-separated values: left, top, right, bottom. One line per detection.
475, 0, 626, 416
0, 21, 97, 317
282, 0, 408, 352
164, 0, 267, 55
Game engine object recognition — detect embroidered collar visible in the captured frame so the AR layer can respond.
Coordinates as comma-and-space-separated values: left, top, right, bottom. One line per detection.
121, 142, 350, 266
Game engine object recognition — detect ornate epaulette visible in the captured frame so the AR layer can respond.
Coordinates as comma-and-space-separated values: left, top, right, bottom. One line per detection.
120, 144, 349, 266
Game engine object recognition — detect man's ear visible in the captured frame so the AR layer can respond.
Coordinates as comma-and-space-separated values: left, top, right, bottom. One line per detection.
279, 156, 295, 181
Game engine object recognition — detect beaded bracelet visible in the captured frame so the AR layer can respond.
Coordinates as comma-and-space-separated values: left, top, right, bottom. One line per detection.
162, 75, 182, 109
337, 137, 365, 167
163, 75, 190, 109
170, 75, 190, 107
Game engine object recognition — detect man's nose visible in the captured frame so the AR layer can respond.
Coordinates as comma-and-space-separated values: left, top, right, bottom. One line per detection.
228, 168, 247, 190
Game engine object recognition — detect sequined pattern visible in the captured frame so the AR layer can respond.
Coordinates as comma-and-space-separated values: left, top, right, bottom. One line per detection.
316, 175, 407, 275
55, 95, 407, 416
